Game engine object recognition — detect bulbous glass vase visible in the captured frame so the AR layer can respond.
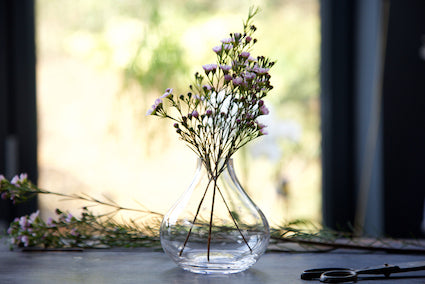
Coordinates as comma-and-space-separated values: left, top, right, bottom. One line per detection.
160, 158, 270, 274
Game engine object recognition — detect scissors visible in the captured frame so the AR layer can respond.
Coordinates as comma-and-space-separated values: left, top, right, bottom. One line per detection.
301, 261, 425, 283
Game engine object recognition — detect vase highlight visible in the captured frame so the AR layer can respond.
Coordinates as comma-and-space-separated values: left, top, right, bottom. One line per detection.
160, 158, 269, 274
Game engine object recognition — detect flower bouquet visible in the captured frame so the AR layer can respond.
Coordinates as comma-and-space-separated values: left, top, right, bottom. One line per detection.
147, 7, 274, 274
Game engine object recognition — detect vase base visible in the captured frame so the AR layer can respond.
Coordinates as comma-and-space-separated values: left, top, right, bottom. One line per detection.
176, 251, 257, 274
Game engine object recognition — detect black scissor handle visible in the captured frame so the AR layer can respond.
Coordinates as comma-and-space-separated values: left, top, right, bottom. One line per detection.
301, 268, 350, 280
320, 270, 357, 283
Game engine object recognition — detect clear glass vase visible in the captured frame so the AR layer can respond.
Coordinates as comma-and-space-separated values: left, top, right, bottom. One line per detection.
160, 158, 270, 274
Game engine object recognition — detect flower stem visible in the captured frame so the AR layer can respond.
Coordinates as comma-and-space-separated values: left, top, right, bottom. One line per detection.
207, 177, 217, 261
217, 185, 252, 253
178, 178, 213, 256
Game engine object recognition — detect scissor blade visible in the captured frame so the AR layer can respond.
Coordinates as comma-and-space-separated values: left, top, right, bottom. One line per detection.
395, 261, 425, 272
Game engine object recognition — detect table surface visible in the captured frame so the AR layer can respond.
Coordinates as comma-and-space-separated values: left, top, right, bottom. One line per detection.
1, 244, 425, 284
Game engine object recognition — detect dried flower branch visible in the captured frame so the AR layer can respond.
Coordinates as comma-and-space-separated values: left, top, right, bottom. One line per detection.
1, 174, 162, 249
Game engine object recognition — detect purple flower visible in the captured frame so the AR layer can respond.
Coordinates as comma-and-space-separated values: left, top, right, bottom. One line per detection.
232, 77, 243, 86
146, 97, 163, 116
146, 108, 154, 115
220, 64, 232, 72
253, 67, 270, 75
19, 173, 28, 182
259, 104, 270, 115
192, 110, 199, 118
245, 36, 252, 43
11, 175, 19, 186
19, 216, 28, 230
1, 192, 7, 200
194, 94, 205, 101
70, 228, 79, 237
21, 235, 29, 247
257, 122, 268, 135
202, 85, 212, 91
221, 38, 232, 44
47, 217, 55, 228
202, 64, 217, 74
0, 174, 5, 182
160, 88, 173, 99
240, 51, 250, 58
233, 33, 241, 42
212, 45, 222, 53
243, 72, 256, 80
224, 74, 232, 82
29, 210, 39, 222
65, 213, 73, 223
223, 44, 232, 51
259, 127, 268, 135
206, 109, 213, 116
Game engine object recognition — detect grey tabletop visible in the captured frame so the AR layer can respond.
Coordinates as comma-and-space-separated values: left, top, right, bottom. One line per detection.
1, 244, 425, 283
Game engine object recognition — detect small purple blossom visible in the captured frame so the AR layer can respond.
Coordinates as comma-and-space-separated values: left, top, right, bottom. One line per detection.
160, 88, 173, 99
232, 77, 243, 86
224, 74, 232, 82
259, 104, 270, 115
47, 217, 55, 227
206, 109, 213, 116
253, 67, 270, 75
19, 216, 28, 229
240, 51, 250, 58
212, 45, 222, 53
202, 85, 212, 91
21, 235, 30, 247
259, 127, 268, 135
223, 44, 232, 51
191, 110, 199, 118
65, 213, 73, 223
70, 228, 79, 237
11, 175, 19, 186
220, 64, 232, 72
146, 97, 163, 116
146, 108, 154, 116
257, 122, 268, 135
245, 36, 252, 43
194, 94, 205, 101
221, 38, 232, 44
1, 192, 7, 200
243, 72, 256, 80
202, 64, 217, 74
29, 210, 40, 222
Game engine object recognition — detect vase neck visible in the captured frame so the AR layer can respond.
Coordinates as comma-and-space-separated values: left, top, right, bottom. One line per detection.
198, 157, 233, 177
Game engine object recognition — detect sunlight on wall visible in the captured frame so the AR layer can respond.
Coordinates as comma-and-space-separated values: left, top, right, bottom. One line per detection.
36, 0, 320, 227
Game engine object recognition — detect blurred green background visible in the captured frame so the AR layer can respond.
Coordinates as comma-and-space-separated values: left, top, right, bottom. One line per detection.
36, 0, 320, 226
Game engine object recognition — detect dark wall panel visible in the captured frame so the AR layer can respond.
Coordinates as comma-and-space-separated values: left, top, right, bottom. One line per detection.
382, 0, 425, 237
